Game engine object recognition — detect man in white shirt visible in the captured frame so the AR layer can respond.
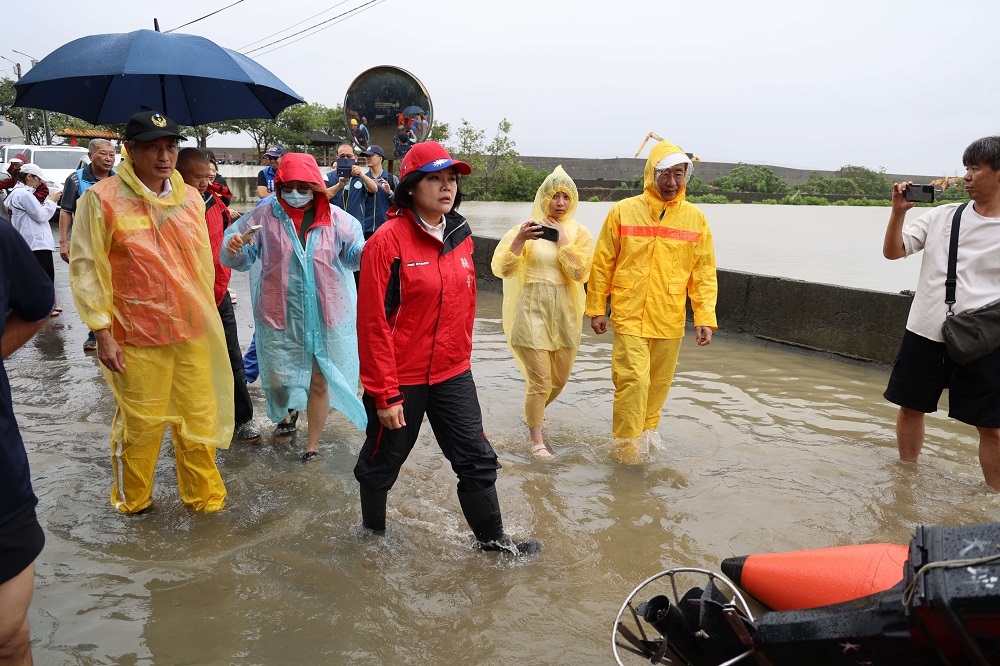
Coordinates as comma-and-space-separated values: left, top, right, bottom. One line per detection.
882, 136, 1000, 489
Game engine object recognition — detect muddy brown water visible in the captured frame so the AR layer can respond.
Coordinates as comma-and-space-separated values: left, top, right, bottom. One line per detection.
14, 249, 997, 665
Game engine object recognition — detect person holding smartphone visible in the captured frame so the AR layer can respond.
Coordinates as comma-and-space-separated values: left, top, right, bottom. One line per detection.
490, 166, 594, 458
222, 153, 367, 463
325, 144, 376, 233
360, 145, 397, 237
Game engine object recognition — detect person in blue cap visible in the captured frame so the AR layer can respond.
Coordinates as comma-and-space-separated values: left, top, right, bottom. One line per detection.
256, 145, 285, 199
360, 145, 397, 238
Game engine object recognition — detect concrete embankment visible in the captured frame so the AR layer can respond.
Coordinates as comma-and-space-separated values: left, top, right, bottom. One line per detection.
470, 235, 910, 365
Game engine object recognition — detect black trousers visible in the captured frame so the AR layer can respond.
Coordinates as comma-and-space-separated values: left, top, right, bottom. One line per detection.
354, 369, 500, 493
217, 292, 253, 427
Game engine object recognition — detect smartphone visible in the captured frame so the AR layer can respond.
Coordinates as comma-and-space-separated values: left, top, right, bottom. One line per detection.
241, 225, 263, 244
533, 223, 560, 243
336, 158, 355, 181
904, 184, 935, 203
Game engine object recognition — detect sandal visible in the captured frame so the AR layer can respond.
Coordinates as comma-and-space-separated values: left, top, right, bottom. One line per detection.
531, 442, 553, 459
50, 306, 62, 317
274, 409, 299, 436
301, 450, 320, 464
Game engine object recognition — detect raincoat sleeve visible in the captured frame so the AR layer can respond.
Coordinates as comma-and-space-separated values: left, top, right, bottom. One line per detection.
585, 206, 621, 316
558, 224, 595, 283
68, 190, 115, 332
357, 236, 404, 410
336, 206, 365, 271
219, 212, 262, 271
490, 225, 523, 279
688, 217, 718, 329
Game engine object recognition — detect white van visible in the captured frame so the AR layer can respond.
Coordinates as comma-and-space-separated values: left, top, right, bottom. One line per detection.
1, 145, 89, 190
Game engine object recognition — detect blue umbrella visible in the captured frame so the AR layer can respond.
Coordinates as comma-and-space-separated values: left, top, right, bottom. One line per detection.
13, 29, 304, 126
400, 106, 424, 115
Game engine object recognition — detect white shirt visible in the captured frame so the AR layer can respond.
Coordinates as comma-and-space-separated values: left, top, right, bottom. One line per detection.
138, 177, 173, 199
4, 182, 56, 251
417, 214, 445, 243
902, 201, 1000, 341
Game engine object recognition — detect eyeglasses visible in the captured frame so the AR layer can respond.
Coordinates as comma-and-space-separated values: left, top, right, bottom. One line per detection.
655, 169, 687, 182
279, 185, 313, 195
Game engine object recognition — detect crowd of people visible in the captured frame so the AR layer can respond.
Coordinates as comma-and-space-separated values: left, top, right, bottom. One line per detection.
3, 110, 1000, 661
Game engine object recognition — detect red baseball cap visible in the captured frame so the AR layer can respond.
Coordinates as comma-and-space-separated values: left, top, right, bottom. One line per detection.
9, 153, 26, 164
399, 141, 472, 178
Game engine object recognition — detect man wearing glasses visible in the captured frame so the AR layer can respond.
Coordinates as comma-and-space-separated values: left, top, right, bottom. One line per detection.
256, 145, 285, 199
586, 140, 718, 465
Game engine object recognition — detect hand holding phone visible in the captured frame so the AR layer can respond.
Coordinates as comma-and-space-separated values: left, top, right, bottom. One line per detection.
532, 223, 560, 243
241, 225, 263, 245
903, 184, 935, 204
336, 158, 355, 181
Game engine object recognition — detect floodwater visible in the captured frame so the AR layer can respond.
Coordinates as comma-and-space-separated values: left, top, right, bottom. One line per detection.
16, 221, 997, 665
463, 200, 926, 294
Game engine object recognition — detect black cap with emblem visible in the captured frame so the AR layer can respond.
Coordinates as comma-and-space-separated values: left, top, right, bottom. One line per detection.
125, 110, 185, 142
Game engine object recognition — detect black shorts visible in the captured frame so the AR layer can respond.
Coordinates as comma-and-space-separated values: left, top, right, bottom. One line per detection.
884, 330, 1000, 427
0, 504, 44, 585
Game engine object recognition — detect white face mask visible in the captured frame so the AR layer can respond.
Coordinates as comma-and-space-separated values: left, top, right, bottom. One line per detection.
281, 189, 312, 208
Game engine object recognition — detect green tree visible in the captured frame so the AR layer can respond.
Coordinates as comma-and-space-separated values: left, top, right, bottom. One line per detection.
428, 120, 450, 144
834, 165, 892, 198
448, 118, 545, 201
230, 118, 282, 158
712, 163, 790, 194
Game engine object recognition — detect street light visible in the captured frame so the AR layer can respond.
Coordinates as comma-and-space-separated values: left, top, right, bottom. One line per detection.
0, 55, 28, 131
12, 50, 50, 145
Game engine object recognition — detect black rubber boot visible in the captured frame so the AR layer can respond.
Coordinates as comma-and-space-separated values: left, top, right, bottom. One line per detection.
457, 486, 541, 556
360, 485, 387, 533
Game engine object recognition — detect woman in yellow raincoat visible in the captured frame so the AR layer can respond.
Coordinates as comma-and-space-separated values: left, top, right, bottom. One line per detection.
491, 166, 594, 458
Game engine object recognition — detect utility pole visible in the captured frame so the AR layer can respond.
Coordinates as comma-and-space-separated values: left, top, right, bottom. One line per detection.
13, 50, 50, 145
0, 55, 28, 132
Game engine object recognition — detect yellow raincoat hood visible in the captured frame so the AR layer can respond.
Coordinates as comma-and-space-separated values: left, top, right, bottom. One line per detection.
531, 165, 579, 223
643, 140, 693, 219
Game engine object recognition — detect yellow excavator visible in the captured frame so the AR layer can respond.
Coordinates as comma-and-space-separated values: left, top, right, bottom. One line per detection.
930, 176, 963, 192
633, 132, 700, 161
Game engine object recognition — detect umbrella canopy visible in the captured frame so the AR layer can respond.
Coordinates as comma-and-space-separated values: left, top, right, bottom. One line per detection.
400, 105, 424, 115
13, 30, 304, 126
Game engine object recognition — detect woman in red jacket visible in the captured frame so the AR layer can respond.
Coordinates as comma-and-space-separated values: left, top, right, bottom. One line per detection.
354, 142, 539, 555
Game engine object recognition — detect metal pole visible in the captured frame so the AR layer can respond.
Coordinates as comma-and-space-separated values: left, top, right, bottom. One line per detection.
29, 60, 51, 145
16, 64, 27, 134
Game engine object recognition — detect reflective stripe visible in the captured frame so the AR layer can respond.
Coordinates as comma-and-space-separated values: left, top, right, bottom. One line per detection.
620, 225, 701, 243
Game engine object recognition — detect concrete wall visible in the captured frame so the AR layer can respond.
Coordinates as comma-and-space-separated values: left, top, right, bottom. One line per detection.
518, 155, 936, 189
471, 235, 910, 364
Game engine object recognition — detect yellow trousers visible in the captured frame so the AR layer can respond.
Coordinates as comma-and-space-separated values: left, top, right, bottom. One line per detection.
104, 337, 228, 513
610, 333, 682, 440
513, 346, 576, 427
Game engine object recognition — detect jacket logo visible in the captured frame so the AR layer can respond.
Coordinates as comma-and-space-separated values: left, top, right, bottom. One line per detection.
406, 261, 430, 267
460, 257, 470, 269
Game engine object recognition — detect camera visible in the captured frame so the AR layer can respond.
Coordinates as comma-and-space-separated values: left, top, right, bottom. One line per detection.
904, 184, 935, 204
336, 158, 355, 181
533, 223, 560, 243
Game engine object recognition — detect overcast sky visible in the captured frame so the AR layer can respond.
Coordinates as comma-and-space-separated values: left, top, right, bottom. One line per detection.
9, 0, 999, 175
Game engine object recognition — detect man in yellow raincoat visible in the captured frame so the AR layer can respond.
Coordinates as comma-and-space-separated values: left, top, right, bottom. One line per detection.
69, 111, 234, 513
585, 140, 717, 464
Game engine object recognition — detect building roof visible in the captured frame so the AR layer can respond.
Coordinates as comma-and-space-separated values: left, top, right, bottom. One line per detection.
56, 127, 122, 140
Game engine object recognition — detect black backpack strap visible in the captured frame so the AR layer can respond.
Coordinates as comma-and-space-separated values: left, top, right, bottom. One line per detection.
945, 202, 970, 315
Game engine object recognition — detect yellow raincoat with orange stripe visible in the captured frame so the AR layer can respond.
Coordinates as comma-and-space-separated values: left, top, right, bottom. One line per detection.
69, 156, 233, 513
585, 140, 717, 458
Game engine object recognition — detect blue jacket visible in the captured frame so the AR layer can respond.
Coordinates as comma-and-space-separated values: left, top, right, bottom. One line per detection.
364, 170, 397, 233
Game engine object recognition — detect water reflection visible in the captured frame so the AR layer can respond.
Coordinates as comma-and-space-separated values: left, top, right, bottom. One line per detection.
16, 253, 999, 664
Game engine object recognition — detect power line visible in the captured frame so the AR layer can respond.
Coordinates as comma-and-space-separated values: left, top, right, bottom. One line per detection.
237, 0, 354, 51
164, 0, 246, 34
242, 0, 383, 56
250, 0, 388, 57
